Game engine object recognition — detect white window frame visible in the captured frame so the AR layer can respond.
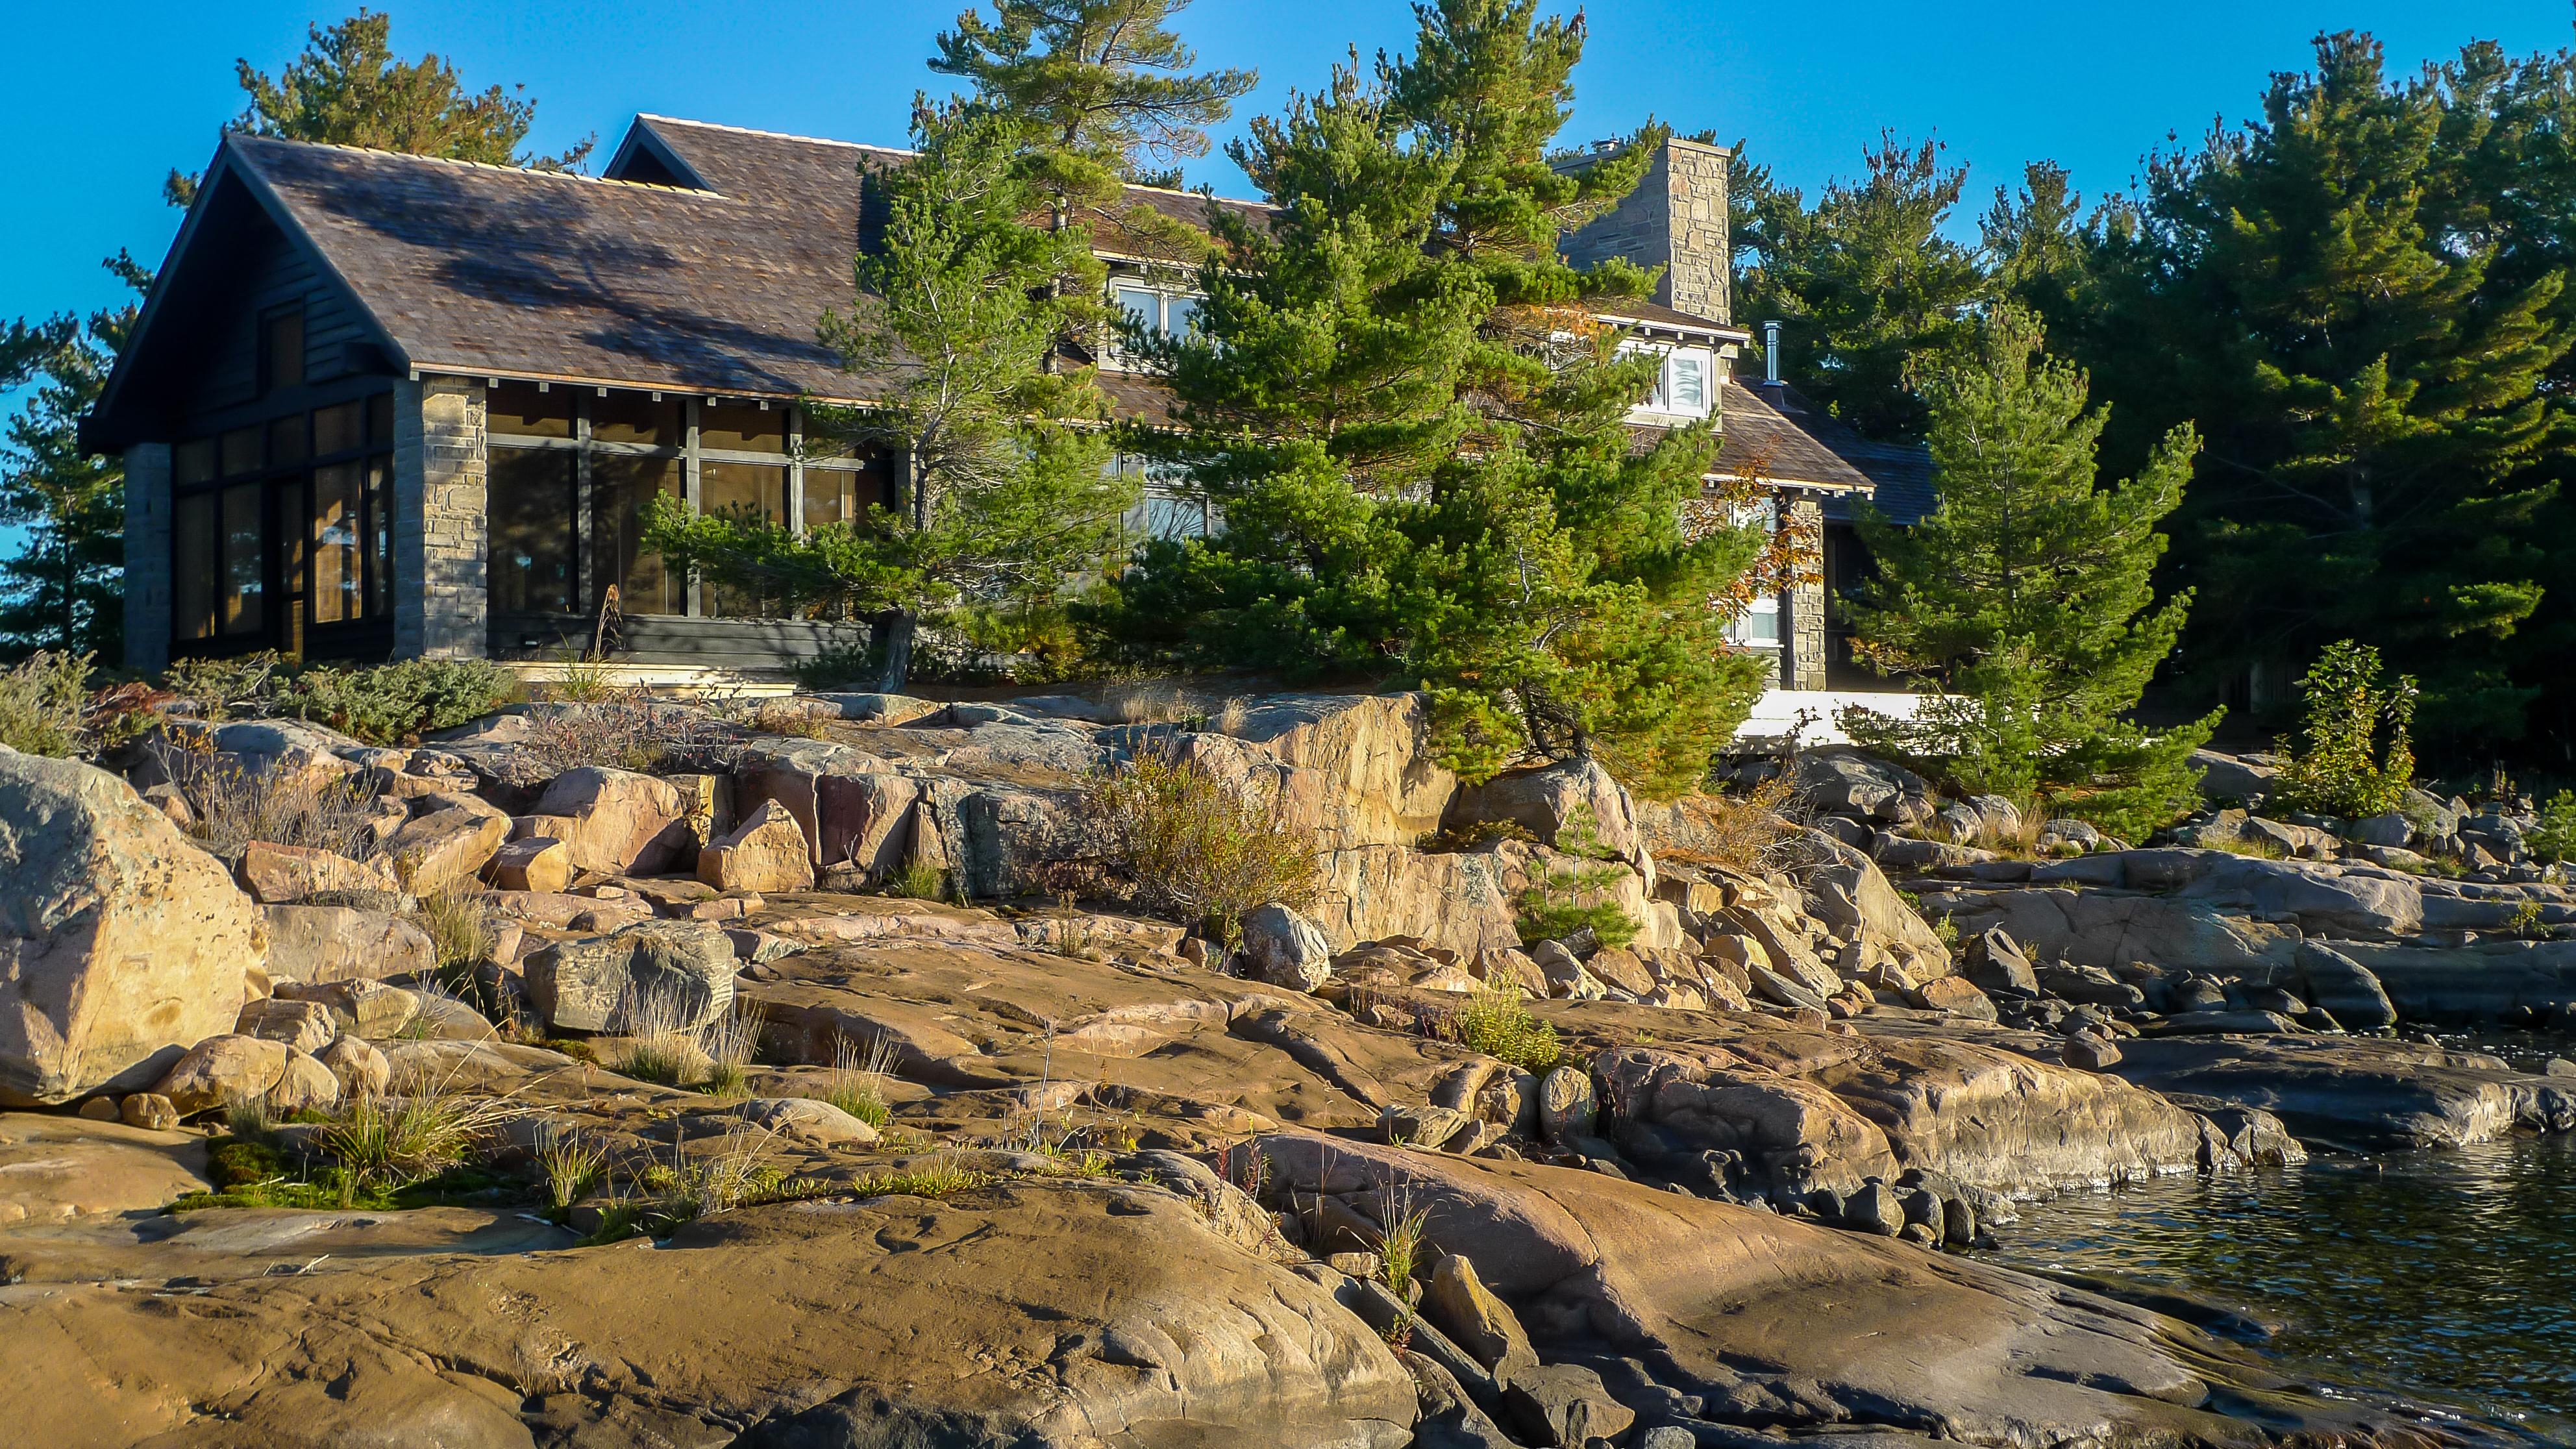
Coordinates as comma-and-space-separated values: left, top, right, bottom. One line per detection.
1104, 283, 1204, 371
1617, 340, 1716, 420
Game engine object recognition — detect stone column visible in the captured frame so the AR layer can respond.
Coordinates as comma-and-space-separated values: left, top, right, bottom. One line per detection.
393, 377, 489, 658
1783, 496, 1828, 690
1659, 138, 1731, 325
121, 443, 173, 674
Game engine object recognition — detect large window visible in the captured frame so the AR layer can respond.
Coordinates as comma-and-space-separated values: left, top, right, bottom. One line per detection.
173, 392, 394, 654
1621, 341, 1716, 419
486, 385, 877, 623
1104, 282, 1203, 370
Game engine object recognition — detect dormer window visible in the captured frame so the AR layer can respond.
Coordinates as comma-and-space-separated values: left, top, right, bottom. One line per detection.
1106, 284, 1204, 369
1626, 340, 1715, 419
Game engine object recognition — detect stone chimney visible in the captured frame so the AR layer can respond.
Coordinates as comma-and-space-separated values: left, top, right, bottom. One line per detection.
1557, 136, 1732, 324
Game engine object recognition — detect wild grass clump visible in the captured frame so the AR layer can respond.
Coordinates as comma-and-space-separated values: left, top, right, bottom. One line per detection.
1658, 767, 1805, 874
0, 650, 93, 756
699, 1004, 765, 1096
813, 1032, 897, 1128
1089, 744, 1319, 946
1377, 1186, 1430, 1301
1446, 987, 1562, 1074
323, 1074, 518, 1193
849, 1154, 990, 1199
543, 650, 618, 705
161, 742, 378, 862
610, 982, 716, 1087
520, 690, 748, 776
538, 1126, 608, 1211
415, 891, 494, 972
884, 857, 948, 902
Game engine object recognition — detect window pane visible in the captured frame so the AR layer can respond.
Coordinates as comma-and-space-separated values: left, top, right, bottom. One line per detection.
1671, 354, 1706, 410
488, 380, 573, 439
175, 493, 216, 641
591, 390, 681, 447
700, 404, 784, 453
1114, 287, 1158, 337
800, 467, 861, 531
265, 311, 304, 393
314, 401, 364, 456
366, 458, 393, 618
220, 482, 264, 636
591, 456, 684, 615
700, 462, 786, 615
312, 462, 363, 624
268, 414, 308, 467
365, 391, 395, 447
221, 426, 263, 477
177, 439, 217, 486
488, 449, 577, 613
1164, 295, 1200, 340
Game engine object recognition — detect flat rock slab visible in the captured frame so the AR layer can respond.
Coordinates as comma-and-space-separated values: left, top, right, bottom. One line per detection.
0, 1182, 1415, 1449
0, 1206, 570, 1285
1254, 1132, 2428, 1448
0, 1114, 208, 1224
2108, 1034, 2576, 1148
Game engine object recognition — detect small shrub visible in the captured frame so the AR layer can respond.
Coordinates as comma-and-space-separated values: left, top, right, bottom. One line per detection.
1417, 819, 1537, 854
160, 652, 290, 722
1089, 745, 1319, 945
2504, 900, 2547, 939
521, 690, 747, 776
1660, 768, 1804, 874
0, 650, 94, 756
2275, 640, 2417, 819
206, 1133, 288, 1190
1446, 987, 1562, 1074
791, 638, 883, 691
545, 651, 619, 705
2528, 791, 2576, 866
814, 1032, 897, 1127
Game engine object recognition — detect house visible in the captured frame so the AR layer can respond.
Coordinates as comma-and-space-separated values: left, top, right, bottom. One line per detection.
85, 118, 1883, 691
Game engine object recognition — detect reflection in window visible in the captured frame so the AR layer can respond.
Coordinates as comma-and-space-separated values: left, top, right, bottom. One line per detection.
488, 449, 576, 613
263, 310, 304, 394
700, 462, 787, 617
310, 462, 364, 624
700, 405, 784, 454
367, 460, 392, 619
488, 381, 573, 439
1726, 595, 1781, 646
314, 401, 363, 455
1670, 352, 1707, 411
221, 484, 264, 634
175, 493, 216, 641
591, 392, 681, 447
592, 455, 684, 616
800, 469, 861, 531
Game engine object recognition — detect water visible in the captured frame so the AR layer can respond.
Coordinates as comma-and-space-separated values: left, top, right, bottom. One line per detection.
1979, 1124, 2576, 1444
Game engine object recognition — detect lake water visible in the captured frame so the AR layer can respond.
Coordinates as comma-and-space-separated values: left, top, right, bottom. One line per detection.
1979, 1039, 2576, 1446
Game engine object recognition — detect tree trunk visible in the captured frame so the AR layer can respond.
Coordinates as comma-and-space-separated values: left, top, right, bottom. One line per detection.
874, 610, 916, 693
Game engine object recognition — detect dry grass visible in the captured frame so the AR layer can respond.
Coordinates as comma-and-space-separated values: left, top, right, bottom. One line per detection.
415, 891, 493, 972
521, 691, 749, 776
1088, 744, 1319, 946
700, 1004, 765, 1096
1114, 683, 1197, 725
1658, 769, 1803, 875
1917, 798, 2049, 858
160, 740, 378, 862
812, 1033, 897, 1127
610, 982, 715, 1087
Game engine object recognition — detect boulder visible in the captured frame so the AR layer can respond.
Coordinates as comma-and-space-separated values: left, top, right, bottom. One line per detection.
317, 1035, 390, 1097
1243, 903, 1334, 993
1443, 757, 1650, 882
1227, 693, 1457, 849
1539, 1065, 1596, 1145
269, 1048, 341, 1113
233, 998, 336, 1055
734, 1095, 881, 1146
272, 978, 424, 1039
2296, 941, 2399, 1031
1963, 926, 2038, 997
2063, 1033, 2124, 1071
235, 840, 401, 904
482, 836, 571, 893
262, 905, 435, 984
523, 920, 737, 1033
1796, 747, 1937, 824
815, 770, 923, 879
118, 1093, 180, 1132
2348, 812, 2413, 849
381, 804, 509, 897
1914, 976, 1998, 1022
152, 1034, 290, 1115
2190, 749, 2281, 803
697, 798, 817, 894
1422, 1254, 1539, 1385
0, 752, 271, 1106
1796, 834, 1953, 961
526, 767, 693, 875
1501, 1362, 1634, 1447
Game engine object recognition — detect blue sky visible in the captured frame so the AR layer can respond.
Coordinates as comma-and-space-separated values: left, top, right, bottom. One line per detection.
6, 0, 2572, 364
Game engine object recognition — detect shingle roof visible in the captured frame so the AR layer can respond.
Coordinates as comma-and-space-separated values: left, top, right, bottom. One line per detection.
1713, 382, 1874, 491
1743, 379, 1938, 523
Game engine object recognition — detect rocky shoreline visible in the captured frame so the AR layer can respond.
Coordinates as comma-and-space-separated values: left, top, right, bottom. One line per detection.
1, 687, 2566, 1447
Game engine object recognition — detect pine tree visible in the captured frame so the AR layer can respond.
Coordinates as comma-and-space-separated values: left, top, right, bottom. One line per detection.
1844, 305, 2215, 837
2089, 32, 2574, 747
1093, 0, 1769, 799
643, 106, 1132, 689
1731, 131, 1985, 441
0, 257, 144, 662
165, 10, 593, 206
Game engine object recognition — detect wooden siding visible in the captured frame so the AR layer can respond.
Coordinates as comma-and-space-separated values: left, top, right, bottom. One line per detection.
177, 205, 375, 432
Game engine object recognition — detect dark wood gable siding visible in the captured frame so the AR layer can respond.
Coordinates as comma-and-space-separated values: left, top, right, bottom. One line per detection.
177, 202, 372, 430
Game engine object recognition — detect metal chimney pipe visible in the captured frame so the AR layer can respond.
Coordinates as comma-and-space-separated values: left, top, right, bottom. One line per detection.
1761, 320, 1783, 386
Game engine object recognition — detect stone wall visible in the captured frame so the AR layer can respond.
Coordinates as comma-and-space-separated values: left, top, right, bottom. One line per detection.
393, 377, 489, 658
1557, 137, 1731, 323
1782, 496, 1827, 689
121, 443, 173, 675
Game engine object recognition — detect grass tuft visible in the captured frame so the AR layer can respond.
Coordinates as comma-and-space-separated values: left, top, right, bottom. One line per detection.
813, 1032, 898, 1128
1445, 987, 1563, 1074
